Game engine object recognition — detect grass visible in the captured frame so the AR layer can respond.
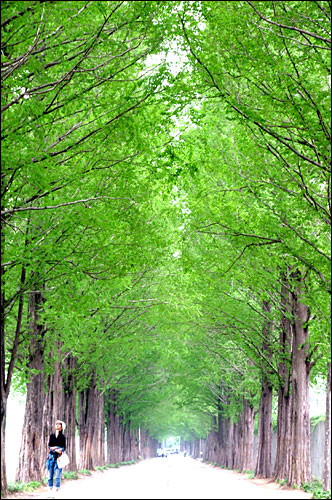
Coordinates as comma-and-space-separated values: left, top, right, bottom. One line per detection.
276, 478, 288, 486
94, 460, 137, 472
301, 478, 331, 499
7, 480, 42, 493
62, 470, 78, 480
242, 469, 254, 479
93, 465, 108, 472
78, 469, 92, 475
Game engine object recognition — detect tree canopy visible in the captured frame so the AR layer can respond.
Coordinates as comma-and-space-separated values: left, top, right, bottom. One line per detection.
2, 0, 330, 452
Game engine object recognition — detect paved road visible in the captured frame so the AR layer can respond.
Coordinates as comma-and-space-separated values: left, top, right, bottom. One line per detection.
20, 455, 313, 499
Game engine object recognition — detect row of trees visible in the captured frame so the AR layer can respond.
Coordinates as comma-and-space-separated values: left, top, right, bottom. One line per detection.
1, 0, 330, 496
174, 0, 330, 488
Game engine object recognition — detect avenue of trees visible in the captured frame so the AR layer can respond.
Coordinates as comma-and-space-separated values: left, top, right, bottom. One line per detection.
1, 0, 330, 496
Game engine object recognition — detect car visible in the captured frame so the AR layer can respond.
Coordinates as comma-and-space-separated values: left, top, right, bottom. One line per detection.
166, 447, 179, 454
157, 448, 168, 457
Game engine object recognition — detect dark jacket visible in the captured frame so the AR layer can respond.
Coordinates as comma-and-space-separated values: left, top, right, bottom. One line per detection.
47, 432, 66, 471
48, 432, 66, 450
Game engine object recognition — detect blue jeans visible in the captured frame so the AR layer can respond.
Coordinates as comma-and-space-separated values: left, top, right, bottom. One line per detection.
48, 462, 62, 489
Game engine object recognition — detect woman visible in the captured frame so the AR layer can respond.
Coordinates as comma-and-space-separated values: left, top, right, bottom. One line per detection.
46, 420, 66, 496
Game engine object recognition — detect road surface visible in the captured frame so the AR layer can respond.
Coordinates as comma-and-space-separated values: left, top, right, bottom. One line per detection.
9, 455, 313, 499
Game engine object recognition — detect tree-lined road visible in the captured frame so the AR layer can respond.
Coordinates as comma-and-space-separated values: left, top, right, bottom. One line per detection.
2, 1, 330, 496
29, 456, 312, 500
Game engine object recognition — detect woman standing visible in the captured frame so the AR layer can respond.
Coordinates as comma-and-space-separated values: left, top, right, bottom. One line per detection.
47, 420, 66, 497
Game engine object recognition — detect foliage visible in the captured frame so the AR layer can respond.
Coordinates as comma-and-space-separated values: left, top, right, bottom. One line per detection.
302, 478, 331, 499
62, 471, 79, 480
1, 0, 330, 477
7, 480, 41, 493
310, 414, 326, 429
93, 466, 108, 472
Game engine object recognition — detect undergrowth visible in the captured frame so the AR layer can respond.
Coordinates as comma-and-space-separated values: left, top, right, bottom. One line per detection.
62, 470, 78, 480
7, 480, 42, 493
78, 469, 92, 475
301, 478, 331, 499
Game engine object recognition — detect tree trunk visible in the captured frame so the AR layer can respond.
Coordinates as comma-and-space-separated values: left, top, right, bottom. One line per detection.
1, 256, 27, 494
255, 300, 273, 478
1, 262, 8, 495
226, 418, 234, 469
16, 290, 46, 483
216, 410, 226, 466
122, 421, 132, 462
288, 275, 312, 487
130, 427, 139, 461
106, 391, 123, 464
140, 430, 157, 458
91, 386, 105, 467
255, 378, 273, 477
1, 404, 8, 496
323, 362, 331, 491
274, 278, 293, 481
62, 356, 77, 471
41, 344, 65, 473
241, 399, 255, 472
233, 421, 243, 470
78, 373, 100, 470
205, 417, 218, 462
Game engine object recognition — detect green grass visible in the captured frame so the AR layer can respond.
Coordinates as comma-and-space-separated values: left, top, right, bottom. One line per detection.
242, 469, 254, 478
78, 469, 92, 475
62, 470, 78, 480
276, 478, 288, 486
301, 478, 331, 499
94, 465, 108, 472
7, 480, 42, 493
7, 482, 27, 493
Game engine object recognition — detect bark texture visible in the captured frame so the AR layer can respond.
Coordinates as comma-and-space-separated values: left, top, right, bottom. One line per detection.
323, 362, 331, 491
139, 429, 158, 459
106, 391, 123, 464
274, 278, 293, 481
78, 373, 104, 470
255, 301, 273, 478
201, 398, 254, 473
1, 262, 8, 495
42, 344, 65, 472
255, 378, 273, 477
288, 276, 312, 487
1, 258, 26, 495
16, 291, 46, 483
241, 399, 255, 472
62, 356, 77, 471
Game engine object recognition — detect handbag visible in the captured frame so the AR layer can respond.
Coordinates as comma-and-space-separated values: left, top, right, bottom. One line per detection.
57, 451, 70, 469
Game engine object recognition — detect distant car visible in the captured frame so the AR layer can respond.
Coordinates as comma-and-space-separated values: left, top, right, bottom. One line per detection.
165, 447, 179, 455
157, 448, 168, 457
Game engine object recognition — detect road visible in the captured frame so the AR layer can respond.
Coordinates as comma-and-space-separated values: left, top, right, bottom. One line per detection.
13, 455, 313, 499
